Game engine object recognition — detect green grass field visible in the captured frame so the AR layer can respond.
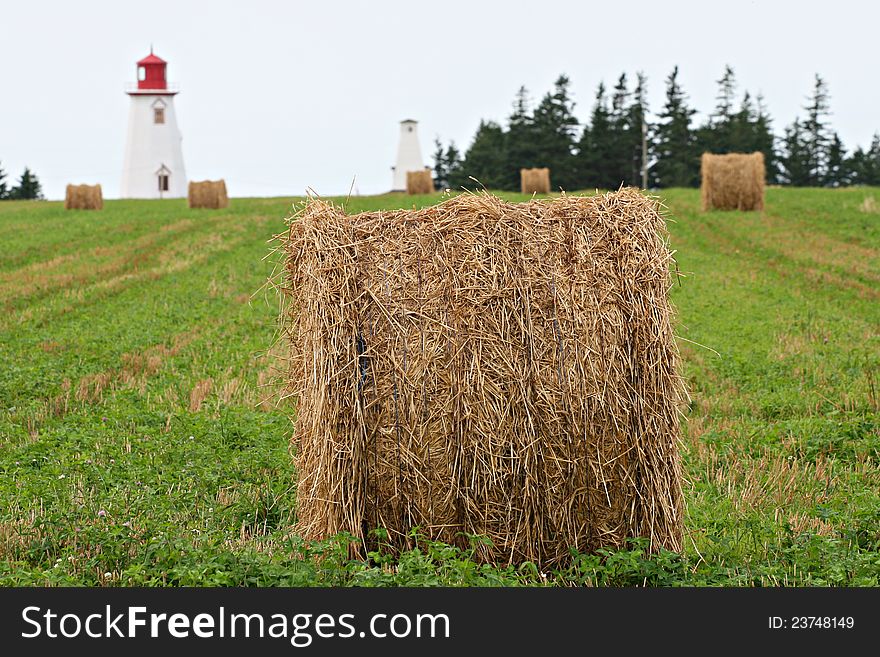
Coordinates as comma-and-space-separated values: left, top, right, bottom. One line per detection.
1, 187, 878, 586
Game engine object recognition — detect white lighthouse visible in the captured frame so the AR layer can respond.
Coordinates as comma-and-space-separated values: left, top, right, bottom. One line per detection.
391, 119, 425, 192
120, 50, 187, 199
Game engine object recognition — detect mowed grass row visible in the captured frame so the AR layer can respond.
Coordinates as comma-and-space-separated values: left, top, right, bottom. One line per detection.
664, 188, 880, 585
0, 187, 878, 586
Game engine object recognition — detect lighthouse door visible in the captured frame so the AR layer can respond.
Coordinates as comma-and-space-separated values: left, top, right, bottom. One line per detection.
156, 165, 171, 199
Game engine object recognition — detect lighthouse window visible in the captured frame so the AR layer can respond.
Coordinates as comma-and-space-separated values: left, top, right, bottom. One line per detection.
138, 66, 146, 81
158, 174, 169, 192
154, 107, 165, 124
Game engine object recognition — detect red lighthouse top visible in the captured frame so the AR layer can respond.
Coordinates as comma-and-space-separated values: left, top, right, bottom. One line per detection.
128, 49, 177, 95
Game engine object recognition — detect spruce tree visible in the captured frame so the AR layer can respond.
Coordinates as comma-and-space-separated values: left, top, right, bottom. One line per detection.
866, 133, 880, 185
779, 119, 811, 185
801, 75, 833, 185
456, 120, 509, 190
531, 75, 579, 190
711, 65, 737, 153
847, 146, 868, 185
607, 73, 633, 187
779, 75, 837, 186
849, 133, 880, 185
825, 133, 849, 187
628, 73, 650, 187
442, 142, 463, 190
0, 161, 8, 200
431, 138, 448, 189
694, 66, 735, 160
752, 94, 779, 183
695, 67, 779, 183
576, 82, 616, 189
652, 66, 698, 187
10, 167, 43, 200
431, 138, 462, 190
729, 91, 755, 152
506, 86, 538, 189
864, 133, 879, 185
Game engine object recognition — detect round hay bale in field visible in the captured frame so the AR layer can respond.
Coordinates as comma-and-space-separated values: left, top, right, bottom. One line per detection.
188, 179, 229, 209
280, 189, 686, 568
406, 169, 435, 195
700, 152, 765, 211
64, 184, 103, 210
521, 167, 551, 194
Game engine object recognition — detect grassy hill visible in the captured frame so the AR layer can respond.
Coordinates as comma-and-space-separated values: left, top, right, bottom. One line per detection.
0, 187, 878, 586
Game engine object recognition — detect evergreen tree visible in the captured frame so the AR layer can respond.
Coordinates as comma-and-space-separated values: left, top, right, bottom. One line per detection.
455, 120, 508, 190
431, 138, 447, 189
443, 142, 462, 190
652, 66, 698, 187
866, 132, 880, 183
576, 82, 616, 189
752, 94, 779, 183
505, 86, 539, 189
0, 161, 9, 200
710, 65, 737, 153
848, 133, 880, 185
9, 167, 43, 200
627, 73, 650, 187
607, 73, 633, 187
824, 133, 849, 187
779, 119, 811, 185
694, 66, 736, 161
611, 73, 629, 116
801, 74, 833, 185
779, 75, 837, 186
531, 75, 579, 190
695, 67, 778, 183
847, 146, 868, 185
729, 91, 755, 151
431, 138, 463, 190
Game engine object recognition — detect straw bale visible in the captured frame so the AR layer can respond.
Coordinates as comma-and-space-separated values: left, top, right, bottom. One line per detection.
700, 152, 765, 211
521, 167, 551, 194
406, 170, 435, 195
188, 180, 229, 209
64, 184, 103, 210
280, 188, 686, 567
859, 196, 877, 214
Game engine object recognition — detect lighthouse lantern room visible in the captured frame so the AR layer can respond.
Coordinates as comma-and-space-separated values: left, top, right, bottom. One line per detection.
120, 50, 187, 199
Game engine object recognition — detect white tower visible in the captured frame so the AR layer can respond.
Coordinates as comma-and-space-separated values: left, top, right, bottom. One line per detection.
120, 50, 187, 199
391, 119, 425, 192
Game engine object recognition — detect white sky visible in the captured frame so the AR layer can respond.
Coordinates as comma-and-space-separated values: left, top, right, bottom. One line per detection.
1, 0, 878, 200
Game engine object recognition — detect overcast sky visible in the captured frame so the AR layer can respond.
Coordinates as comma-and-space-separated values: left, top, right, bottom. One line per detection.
2, 0, 878, 200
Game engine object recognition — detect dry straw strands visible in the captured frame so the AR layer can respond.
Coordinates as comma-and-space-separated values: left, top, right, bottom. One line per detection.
280, 189, 687, 568
406, 170, 435, 195
64, 184, 103, 210
700, 152, 765, 211
188, 180, 229, 209
521, 167, 551, 194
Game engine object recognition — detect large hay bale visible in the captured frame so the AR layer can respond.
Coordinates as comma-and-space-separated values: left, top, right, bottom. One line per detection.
406, 169, 435, 195
281, 189, 686, 568
520, 167, 551, 194
188, 180, 229, 209
700, 152, 765, 211
64, 184, 103, 210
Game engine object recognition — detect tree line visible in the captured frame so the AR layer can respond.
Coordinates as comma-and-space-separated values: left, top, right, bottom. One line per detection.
0, 162, 43, 200
432, 66, 880, 191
